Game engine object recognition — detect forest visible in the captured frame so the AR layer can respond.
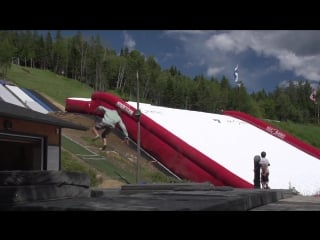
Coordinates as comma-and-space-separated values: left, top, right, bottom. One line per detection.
0, 30, 318, 124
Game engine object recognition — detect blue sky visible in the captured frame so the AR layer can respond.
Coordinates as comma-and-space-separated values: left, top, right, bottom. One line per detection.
58, 30, 320, 93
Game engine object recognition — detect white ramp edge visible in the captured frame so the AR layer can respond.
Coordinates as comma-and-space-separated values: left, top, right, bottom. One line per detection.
5, 85, 48, 114
0, 84, 25, 107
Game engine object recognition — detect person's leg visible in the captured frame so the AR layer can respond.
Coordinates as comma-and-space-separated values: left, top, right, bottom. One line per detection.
261, 174, 266, 189
92, 120, 104, 140
91, 126, 100, 140
100, 126, 112, 150
265, 173, 270, 189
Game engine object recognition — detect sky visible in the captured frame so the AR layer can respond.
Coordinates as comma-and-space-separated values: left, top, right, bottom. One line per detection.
57, 30, 320, 93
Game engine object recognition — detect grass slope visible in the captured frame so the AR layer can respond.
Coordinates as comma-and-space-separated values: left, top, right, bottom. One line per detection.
7, 64, 93, 105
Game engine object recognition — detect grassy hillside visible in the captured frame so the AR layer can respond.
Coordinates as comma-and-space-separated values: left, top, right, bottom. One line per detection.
7, 64, 93, 105
270, 121, 320, 149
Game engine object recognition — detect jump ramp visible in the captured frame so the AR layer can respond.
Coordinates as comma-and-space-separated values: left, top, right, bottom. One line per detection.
65, 92, 320, 195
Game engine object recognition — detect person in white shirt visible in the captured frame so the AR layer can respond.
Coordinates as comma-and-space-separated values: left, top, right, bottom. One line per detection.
259, 151, 270, 189
91, 105, 129, 150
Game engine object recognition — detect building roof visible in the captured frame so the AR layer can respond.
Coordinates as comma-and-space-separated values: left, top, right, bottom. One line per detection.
0, 101, 87, 130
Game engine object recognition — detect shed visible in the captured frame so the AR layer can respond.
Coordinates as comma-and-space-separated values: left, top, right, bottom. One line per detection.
0, 101, 87, 171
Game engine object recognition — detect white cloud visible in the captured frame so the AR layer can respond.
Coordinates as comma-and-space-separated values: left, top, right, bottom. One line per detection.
205, 31, 250, 53
165, 30, 320, 90
123, 31, 136, 51
207, 66, 224, 77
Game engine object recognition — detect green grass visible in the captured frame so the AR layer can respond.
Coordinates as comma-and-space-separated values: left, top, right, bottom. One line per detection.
266, 120, 320, 149
61, 149, 102, 187
62, 135, 93, 155
81, 158, 136, 184
7, 64, 93, 105
62, 135, 138, 183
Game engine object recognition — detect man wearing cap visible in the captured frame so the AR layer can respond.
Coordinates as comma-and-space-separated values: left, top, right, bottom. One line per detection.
91, 105, 129, 150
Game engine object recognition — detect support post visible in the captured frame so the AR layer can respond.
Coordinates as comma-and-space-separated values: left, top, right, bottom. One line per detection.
135, 71, 141, 183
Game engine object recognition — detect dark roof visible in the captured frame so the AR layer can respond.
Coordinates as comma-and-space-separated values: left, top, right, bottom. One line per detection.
0, 101, 87, 130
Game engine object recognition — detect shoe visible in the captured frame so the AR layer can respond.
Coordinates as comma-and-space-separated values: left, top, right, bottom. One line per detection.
92, 135, 100, 141
99, 145, 107, 151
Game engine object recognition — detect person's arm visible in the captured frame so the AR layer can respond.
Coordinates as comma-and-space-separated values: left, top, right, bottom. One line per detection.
118, 120, 129, 144
97, 106, 107, 112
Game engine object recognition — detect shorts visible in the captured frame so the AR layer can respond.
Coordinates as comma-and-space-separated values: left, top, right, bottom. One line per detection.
95, 121, 110, 130
95, 120, 113, 137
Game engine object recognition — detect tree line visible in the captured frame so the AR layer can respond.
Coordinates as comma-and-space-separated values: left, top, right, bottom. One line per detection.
0, 30, 318, 124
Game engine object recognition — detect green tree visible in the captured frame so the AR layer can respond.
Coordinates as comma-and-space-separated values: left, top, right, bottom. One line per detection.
34, 35, 46, 69
87, 35, 106, 91
44, 31, 54, 70
142, 56, 161, 100
53, 30, 67, 75
0, 32, 16, 79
